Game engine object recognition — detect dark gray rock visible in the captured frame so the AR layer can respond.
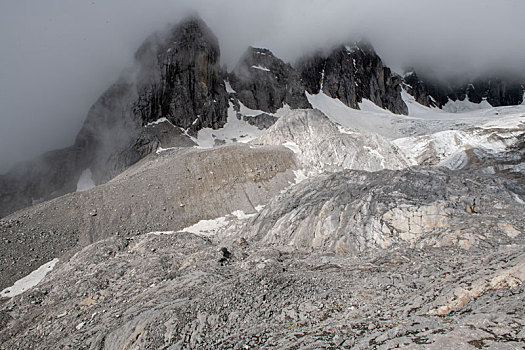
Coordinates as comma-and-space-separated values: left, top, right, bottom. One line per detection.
242, 113, 279, 130
78, 16, 229, 183
229, 47, 311, 113
130, 17, 229, 134
403, 71, 440, 107
403, 70, 525, 108
296, 41, 408, 115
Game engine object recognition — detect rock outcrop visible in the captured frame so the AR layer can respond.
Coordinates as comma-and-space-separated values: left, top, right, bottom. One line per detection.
402, 71, 441, 107
130, 17, 229, 134
229, 47, 311, 113
296, 41, 408, 115
242, 113, 279, 130
241, 168, 524, 255
403, 70, 525, 108
253, 109, 411, 175
69, 16, 229, 182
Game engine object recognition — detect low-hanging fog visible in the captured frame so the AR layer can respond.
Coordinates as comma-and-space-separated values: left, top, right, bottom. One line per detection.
1, 0, 524, 173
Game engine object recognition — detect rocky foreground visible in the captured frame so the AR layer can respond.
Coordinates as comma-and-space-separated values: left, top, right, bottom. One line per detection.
0, 224, 523, 349
0, 107, 524, 349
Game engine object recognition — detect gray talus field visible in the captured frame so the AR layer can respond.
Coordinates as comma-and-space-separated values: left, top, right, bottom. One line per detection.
0, 144, 297, 291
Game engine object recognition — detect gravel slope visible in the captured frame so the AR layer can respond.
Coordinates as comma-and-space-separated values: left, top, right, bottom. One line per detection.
0, 144, 297, 291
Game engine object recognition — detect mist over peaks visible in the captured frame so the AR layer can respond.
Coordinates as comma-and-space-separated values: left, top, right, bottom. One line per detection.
0, 0, 524, 172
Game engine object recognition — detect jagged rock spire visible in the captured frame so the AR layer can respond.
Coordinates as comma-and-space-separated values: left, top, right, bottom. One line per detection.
296, 41, 408, 115
229, 47, 311, 113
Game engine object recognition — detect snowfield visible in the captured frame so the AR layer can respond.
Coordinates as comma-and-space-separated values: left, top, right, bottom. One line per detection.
306, 90, 525, 173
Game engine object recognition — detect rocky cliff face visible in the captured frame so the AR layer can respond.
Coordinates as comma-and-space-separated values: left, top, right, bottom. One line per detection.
402, 71, 441, 107
0, 17, 227, 218
75, 16, 229, 182
296, 41, 408, 115
130, 17, 229, 133
403, 70, 525, 108
229, 47, 311, 113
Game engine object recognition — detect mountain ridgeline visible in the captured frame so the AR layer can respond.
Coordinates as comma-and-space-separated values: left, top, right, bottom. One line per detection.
0, 16, 524, 218
404, 70, 525, 108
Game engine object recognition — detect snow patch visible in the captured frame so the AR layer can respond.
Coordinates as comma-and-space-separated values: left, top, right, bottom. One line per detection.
193, 104, 264, 148
180, 210, 255, 237
345, 45, 358, 54
239, 102, 266, 117
192, 102, 292, 148
231, 210, 257, 220
283, 141, 301, 154
293, 170, 308, 184
156, 146, 177, 154
481, 114, 525, 129
76, 169, 95, 192
181, 217, 229, 237
225, 80, 236, 93
146, 231, 177, 236
358, 99, 393, 114
146, 117, 170, 127
306, 91, 404, 137
251, 65, 271, 72
1, 259, 59, 298
443, 97, 492, 113
401, 89, 441, 117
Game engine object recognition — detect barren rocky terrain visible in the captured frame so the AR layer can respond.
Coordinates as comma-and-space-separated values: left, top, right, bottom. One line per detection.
1, 16, 524, 350
1, 107, 524, 349
0, 144, 297, 291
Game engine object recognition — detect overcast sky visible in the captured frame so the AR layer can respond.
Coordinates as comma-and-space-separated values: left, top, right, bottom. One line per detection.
1, 0, 524, 172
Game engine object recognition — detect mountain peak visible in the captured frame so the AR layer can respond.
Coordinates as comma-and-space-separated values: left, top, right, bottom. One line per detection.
135, 15, 219, 64
229, 46, 311, 113
296, 41, 408, 115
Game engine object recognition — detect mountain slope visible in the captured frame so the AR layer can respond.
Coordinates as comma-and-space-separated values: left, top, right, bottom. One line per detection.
1, 168, 523, 349
1, 15, 525, 349
0, 144, 297, 291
